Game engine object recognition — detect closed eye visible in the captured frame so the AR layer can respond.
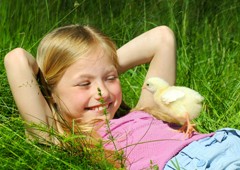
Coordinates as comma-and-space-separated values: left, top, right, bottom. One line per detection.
77, 81, 91, 86
106, 75, 118, 81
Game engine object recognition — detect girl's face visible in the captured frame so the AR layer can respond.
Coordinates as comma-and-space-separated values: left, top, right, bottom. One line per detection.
52, 48, 122, 125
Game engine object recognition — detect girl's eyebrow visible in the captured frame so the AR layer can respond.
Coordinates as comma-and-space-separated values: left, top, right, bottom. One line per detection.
75, 66, 117, 79
105, 65, 118, 72
76, 74, 93, 79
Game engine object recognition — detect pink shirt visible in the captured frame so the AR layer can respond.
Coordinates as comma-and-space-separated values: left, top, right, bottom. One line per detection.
98, 111, 213, 170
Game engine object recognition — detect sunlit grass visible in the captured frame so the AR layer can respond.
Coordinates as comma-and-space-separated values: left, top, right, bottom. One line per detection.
1, 0, 240, 169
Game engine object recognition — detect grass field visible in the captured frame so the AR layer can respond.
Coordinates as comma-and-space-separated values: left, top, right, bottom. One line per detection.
1, 0, 240, 169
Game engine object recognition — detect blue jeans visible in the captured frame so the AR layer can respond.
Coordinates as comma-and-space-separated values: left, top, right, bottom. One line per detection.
164, 128, 240, 170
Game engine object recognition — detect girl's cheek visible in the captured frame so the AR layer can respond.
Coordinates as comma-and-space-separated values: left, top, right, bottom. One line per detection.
117, 81, 122, 92
113, 83, 122, 99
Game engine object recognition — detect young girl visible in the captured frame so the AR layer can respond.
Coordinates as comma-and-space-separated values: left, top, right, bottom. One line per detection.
4, 25, 240, 169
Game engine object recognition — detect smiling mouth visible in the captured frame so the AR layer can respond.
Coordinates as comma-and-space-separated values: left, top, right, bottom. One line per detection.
85, 103, 111, 112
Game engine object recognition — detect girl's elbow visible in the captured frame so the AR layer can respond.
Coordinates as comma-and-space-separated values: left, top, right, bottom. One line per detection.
154, 26, 175, 44
4, 48, 27, 68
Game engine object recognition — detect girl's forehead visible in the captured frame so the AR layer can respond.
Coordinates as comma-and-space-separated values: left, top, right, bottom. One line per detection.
70, 49, 115, 70
63, 52, 117, 80
79, 47, 114, 64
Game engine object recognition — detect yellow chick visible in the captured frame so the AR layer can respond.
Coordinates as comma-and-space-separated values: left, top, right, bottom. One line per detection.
143, 77, 204, 138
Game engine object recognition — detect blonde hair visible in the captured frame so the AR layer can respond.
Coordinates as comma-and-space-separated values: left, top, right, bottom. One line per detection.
36, 25, 124, 167
37, 25, 119, 92
37, 26, 110, 129
37, 25, 119, 126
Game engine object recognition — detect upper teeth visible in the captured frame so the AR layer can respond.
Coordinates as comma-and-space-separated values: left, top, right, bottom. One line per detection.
92, 105, 109, 111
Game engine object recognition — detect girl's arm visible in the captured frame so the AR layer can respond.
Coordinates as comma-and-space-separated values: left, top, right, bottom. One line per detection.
4, 48, 53, 139
117, 26, 176, 108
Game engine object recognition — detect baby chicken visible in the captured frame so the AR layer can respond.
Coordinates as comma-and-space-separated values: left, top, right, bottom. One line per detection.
143, 77, 204, 138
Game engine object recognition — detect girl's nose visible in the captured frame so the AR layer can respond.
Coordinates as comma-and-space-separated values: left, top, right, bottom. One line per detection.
94, 83, 110, 101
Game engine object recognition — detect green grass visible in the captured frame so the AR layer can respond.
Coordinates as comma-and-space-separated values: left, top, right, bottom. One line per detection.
1, 0, 240, 169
